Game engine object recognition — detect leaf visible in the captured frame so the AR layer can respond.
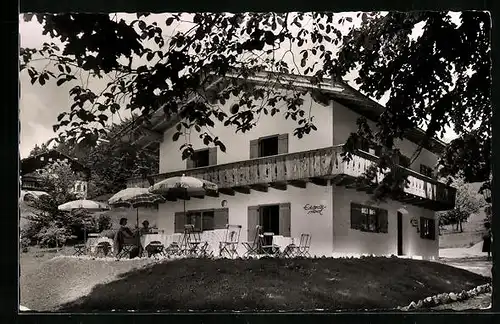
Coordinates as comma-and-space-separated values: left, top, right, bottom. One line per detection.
346, 17, 353, 23
172, 131, 181, 142
166, 17, 175, 26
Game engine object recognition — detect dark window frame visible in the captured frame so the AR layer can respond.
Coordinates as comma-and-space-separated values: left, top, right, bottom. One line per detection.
190, 148, 210, 168
350, 203, 388, 234
186, 209, 216, 232
258, 135, 280, 158
420, 217, 436, 240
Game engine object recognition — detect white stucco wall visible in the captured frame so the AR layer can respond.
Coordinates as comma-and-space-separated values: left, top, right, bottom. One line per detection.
154, 183, 334, 256
332, 100, 439, 172
331, 186, 438, 259
159, 92, 334, 173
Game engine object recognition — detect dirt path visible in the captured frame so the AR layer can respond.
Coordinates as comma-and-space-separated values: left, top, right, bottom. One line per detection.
430, 257, 492, 311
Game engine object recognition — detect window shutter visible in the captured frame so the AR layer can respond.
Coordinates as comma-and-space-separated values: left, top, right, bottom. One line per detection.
174, 212, 186, 233
429, 219, 436, 240
214, 208, 229, 229
279, 202, 291, 237
250, 139, 259, 159
420, 217, 426, 238
350, 203, 364, 230
247, 206, 259, 241
186, 157, 195, 169
378, 209, 388, 233
208, 147, 218, 166
278, 133, 289, 154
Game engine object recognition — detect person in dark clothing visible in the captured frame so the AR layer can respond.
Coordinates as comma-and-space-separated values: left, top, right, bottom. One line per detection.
114, 218, 134, 258
482, 222, 492, 261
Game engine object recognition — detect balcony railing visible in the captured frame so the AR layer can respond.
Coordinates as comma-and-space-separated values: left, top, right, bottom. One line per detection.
127, 145, 456, 211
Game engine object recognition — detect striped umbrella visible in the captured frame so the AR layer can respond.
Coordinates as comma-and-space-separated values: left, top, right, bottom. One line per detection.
108, 188, 166, 239
148, 174, 218, 221
58, 199, 110, 244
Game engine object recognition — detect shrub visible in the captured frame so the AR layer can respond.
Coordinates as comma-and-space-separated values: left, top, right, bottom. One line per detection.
35, 223, 74, 248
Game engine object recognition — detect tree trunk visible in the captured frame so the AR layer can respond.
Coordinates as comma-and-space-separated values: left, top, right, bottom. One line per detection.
459, 220, 463, 232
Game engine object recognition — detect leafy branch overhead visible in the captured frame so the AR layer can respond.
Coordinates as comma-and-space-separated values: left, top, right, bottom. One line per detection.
20, 11, 491, 200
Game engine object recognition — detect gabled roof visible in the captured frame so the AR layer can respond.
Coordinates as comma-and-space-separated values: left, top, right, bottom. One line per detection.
21, 149, 91, 179
123, 72, 447, 155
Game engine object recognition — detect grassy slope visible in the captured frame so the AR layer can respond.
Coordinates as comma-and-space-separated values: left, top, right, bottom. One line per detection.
50, 257, 490, 312
439, 208, 487, 249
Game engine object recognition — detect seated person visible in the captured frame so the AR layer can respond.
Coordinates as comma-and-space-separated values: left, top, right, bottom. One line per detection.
140, 220, 151, 235
114, 218, 135, 257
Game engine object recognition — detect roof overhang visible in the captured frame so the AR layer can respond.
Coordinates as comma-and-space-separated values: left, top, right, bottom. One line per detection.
21, 150, 91, 178
123, 72, 446, 155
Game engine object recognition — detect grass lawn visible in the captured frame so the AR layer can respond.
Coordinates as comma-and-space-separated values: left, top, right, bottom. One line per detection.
42, 256, 490, 312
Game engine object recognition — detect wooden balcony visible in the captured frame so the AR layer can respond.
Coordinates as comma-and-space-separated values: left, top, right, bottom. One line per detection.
127, 145, 456, 211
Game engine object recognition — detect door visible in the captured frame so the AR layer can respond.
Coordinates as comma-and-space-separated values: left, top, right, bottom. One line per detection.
397, 212, 403, 256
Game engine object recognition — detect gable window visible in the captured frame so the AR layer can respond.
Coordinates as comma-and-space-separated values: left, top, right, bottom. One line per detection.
420, 164, 434, 178
350, 203, 388, 233
420, 217, 436, 240
250, 134, 289, 159
186, 147, 217, 169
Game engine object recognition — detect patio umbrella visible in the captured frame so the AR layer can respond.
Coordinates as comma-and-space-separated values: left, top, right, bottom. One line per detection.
57, 199, 110, 244
148, 174, 218, 222
108, 188, 166, 247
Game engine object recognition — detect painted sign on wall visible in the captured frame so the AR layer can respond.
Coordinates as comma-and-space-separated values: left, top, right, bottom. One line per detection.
304, 204, 327, 215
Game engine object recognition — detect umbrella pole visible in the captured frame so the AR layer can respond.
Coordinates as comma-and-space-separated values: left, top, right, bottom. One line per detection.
137, 207, 140, 253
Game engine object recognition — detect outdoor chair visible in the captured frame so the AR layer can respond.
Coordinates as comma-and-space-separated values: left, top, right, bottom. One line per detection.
145, 241, 165, 259
73, 243, 86, 256
181, 225, 204, 257
296, 233, 312, 257
165, 242, 181, 257
242, 225, 263, 258
219, 224, 242, 259
280, 241, 298, 258
117, 243, 136, 259
260, 232, 281, 257
95, 241, 112, 258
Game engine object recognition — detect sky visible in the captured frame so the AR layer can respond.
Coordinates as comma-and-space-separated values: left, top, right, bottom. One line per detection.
19, 12, 460, 158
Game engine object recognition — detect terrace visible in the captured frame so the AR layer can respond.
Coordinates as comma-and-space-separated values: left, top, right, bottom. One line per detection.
127, 145, 456, 211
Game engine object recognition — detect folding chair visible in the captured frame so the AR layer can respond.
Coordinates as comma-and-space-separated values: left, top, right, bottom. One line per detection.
219, 224, 242, 259
242, 225, 263, 258
180, 225, 203, 257
260, 232, 281, 257
95, 241, 112, 257
145, 240, 165, 259
296, 233, 312, 257
280, 240, 298, 258
73, 243, 86, 256
165, 242, 181, 257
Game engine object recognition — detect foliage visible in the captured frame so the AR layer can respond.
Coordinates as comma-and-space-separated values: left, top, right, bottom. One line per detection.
34, 222, 74, 248
21, 161, 88, 245
20, 12, 491, 201
335, 11, 491, 195
438, 177, 486, 232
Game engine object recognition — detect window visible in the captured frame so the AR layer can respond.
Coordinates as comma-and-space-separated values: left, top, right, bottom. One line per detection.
250, 134, 289, 159
420, 164, 434, 178
247, 203, 291, 240
259, 205, 280, 234
350, 203, 388, 233
186, 210, 214, 231
420, 217, 436, 240
186, 147, 217, 169
174, 208, 228, 233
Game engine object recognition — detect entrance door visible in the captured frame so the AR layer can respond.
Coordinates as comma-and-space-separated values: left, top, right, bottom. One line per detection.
397, 212, 403, 256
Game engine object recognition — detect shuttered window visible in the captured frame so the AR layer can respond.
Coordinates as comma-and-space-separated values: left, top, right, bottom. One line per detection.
187, 148, 216, 169
174, 208, 228, 233
420, 217, 436, 240
250, 133, 289, 159
350, 203, 388, 233
247, 206, 260, 241
279, 202, 291, 237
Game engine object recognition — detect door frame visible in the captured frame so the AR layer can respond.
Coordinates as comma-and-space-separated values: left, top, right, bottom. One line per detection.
397, 212, 403, 256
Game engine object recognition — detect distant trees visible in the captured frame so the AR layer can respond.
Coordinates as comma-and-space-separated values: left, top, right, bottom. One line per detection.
438, 177, 486, 233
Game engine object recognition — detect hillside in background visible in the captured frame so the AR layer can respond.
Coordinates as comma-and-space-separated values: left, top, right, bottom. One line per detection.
439, 183, 489, 249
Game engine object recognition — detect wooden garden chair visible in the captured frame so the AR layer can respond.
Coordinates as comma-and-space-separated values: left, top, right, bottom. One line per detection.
145, 240, 165, 259
242, 225, 263, 258
73, 243, 86, 256
95, 241, 112, 258
260, 232, 281, 257
296, 233, 312, 257
219, 224, 242, 258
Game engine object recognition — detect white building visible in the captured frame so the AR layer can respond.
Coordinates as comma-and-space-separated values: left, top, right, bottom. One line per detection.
125, 73, 456, 259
